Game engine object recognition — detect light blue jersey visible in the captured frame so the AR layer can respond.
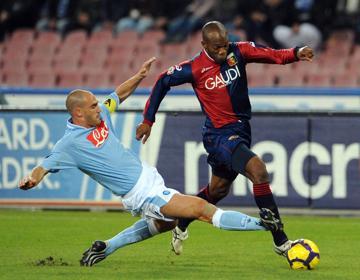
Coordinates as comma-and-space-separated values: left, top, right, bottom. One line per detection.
41, 92, 143, 196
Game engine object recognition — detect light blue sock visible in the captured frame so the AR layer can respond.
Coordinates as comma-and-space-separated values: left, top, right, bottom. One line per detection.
105, 219, 157, 256
212, 209, 266, 231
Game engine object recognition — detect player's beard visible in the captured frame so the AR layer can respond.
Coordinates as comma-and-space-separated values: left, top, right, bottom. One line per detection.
214, 54, 227, 64
93, 114, 101, 127
85, 113, 101, 127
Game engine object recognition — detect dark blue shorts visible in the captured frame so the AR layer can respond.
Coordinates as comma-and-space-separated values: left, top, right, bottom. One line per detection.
202, 120, 253, 181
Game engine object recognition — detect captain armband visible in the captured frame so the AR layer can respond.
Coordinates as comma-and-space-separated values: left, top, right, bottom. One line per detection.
103, 98, 117, 113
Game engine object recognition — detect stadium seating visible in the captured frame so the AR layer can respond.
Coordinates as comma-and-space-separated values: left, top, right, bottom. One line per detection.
4, 41, 31, 55
9, 28, 34, 46
28, 58, 53, 74
29, 72, 56, 88
266, 64, 294, 78
306, 74, 332, 87
333, 73, 359, 87
346, 62, 359, 76
115, 30, 139, 42
30, 45, 57, 60
140, 30, 165, 42
0, 27, 359, 89
112, 68, 134, 85
161, 43, 188, 62
246, 63, 266, 77
57, 71, 84, 88
84, 71, 112, 88
105, 52, 133, 73
248, 73, 276, 87
64, 30, 87, 45
53, 57, 80, 73
137, 43, 159, 58
2, 57, 27, 72
140, 72, 161, 88
89, 30, 113, 42
80, 51, 107, 70
2, 70, 29, 87
32, 32, 61, 54
277, 73, 305, 87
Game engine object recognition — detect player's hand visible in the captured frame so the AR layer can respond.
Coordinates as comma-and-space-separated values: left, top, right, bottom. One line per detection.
136, 123, 152, 144
137, 57, 156, 79
19, 175, 37, 190
297, 46, 314, 62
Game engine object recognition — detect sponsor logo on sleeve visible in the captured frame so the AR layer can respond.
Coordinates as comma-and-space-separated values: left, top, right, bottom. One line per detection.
167, 66, 175, 75
167, 65, 182, 75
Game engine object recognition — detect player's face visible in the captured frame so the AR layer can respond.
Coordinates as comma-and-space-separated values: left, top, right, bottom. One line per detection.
203, 36, 229, 64
82, 94, 102, 127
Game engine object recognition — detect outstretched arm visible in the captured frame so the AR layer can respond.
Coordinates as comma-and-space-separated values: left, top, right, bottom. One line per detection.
238, 42, 314, 64
136, 61, 194, 144
115, 57, 156, 103
19, 166, 48, 190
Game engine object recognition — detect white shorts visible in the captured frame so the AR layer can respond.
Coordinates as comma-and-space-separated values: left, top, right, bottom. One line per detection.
122, 162, 179, 221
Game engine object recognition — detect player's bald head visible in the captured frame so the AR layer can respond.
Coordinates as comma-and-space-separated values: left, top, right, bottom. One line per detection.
66, 89, 92, 114
201, 21, 229, 64
202, 21, 227, 43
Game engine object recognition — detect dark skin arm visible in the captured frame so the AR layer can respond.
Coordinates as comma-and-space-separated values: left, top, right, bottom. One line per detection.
136, 122, 152, 144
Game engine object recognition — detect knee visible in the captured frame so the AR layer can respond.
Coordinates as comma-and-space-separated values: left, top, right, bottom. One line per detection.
255, 169, 269, 183
209, 183, 231, 200
190, 199, 211, 220
210, 186, 230, 199
193, 199, 207, 217
252, 169, 269, 184
247, 159, 269, 184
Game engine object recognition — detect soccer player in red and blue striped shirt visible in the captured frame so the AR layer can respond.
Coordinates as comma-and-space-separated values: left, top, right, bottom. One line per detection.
136, 21, 314, 257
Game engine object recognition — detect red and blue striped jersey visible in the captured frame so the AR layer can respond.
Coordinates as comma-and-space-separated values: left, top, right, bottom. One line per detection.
143, 42, 298, 128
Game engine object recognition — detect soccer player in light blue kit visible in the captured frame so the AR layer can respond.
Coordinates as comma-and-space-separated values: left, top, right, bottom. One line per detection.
19, 57, 281, 267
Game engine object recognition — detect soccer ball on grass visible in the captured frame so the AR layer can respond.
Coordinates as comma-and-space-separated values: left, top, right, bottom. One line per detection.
286, 239, 320, 270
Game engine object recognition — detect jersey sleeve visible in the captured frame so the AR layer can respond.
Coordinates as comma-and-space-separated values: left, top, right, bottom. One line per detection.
143, 61, 193, 125
40, 145, 77, 173
236, 42, 298, 64
40, 137, 77, 173
102, 91, 120, 113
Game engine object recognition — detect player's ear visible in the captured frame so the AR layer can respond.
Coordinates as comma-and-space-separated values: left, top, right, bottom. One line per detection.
201, 40, 206, 49
73, 106, 83, 118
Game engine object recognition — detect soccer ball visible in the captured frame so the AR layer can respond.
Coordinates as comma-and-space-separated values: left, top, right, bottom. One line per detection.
286, 239, 320, 270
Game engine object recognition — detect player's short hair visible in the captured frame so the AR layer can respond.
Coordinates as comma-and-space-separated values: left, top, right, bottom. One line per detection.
66, 89, 90, 114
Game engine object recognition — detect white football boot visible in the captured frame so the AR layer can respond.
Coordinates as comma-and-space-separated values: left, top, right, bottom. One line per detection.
273, 240, 294, 257
171, 226, 189, 255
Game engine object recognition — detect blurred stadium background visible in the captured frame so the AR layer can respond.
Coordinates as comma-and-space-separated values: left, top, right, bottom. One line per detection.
1, 0, 360, 213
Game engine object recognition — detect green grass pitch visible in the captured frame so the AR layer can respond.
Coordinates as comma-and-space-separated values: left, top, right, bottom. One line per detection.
0, 209, 359, 280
